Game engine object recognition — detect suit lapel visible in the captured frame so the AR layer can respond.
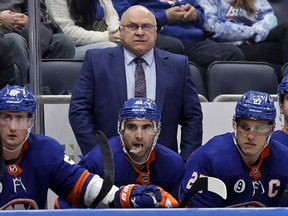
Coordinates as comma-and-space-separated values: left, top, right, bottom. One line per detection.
109, 47, 170, 111
154, 48, 169, 113
110, 46, 127, 105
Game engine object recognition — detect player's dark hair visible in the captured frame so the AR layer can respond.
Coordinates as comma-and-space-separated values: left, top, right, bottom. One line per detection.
279, 95, 285, 105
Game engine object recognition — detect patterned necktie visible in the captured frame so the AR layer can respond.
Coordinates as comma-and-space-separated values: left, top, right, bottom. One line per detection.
134, 57, 146, 98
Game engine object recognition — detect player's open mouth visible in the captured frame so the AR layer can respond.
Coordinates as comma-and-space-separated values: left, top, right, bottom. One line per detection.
245, 142, 256, 147
130, 144, 143, 153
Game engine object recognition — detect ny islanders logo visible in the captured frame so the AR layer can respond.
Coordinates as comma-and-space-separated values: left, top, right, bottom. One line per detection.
225, 6, 256, 24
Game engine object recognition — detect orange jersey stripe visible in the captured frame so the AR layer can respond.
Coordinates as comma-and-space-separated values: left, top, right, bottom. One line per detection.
54, 199, 60, 209
66, 170, 90, 207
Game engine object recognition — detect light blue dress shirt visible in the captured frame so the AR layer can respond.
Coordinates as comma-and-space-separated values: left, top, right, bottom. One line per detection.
123, 48, 156, 101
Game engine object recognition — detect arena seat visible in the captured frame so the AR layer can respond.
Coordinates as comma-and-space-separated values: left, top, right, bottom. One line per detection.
269, 0, 288, 25
198, 94, 208, 102
189, 62, 207, 99
281, 63, 288, 79
14, 63, 22, 85
207, 61, 278, 102
41, 59, 83, 95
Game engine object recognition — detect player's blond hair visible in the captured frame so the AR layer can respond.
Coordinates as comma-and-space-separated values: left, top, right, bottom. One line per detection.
233, 0, 256, 15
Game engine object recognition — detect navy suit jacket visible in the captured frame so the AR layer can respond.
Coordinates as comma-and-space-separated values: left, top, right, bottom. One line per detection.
69, 46, 203, 161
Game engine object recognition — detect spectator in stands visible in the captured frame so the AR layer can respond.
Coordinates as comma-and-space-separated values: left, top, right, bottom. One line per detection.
271, 74, 288, 147
56, 98, 185, 208
69, 5, 203, 162
45, 0, 120, 60
0, 0, 75, 85
0, 84, 178, 210
45, 0, 185, 58
180, 90, 288, 207
0, 38, 16, 89
197, 0, 288, 65
111, 0, 244, 68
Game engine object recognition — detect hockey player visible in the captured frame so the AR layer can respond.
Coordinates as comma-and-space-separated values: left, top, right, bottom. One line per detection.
180, 90, 288, 207
0, 85, 178, 210
271, 74, 288, 147
56, 97, 185, 208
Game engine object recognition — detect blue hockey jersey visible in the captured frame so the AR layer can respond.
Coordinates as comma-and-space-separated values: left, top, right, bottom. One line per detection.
180, 132, 288, 207
0, 133, 94, 210
271, 130, 288, 148
81, 136, 184, 197
57, 136, 185, 208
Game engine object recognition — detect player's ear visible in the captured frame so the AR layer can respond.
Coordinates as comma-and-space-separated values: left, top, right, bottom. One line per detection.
27, 117, 34, 130
232, 117, 237, 130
